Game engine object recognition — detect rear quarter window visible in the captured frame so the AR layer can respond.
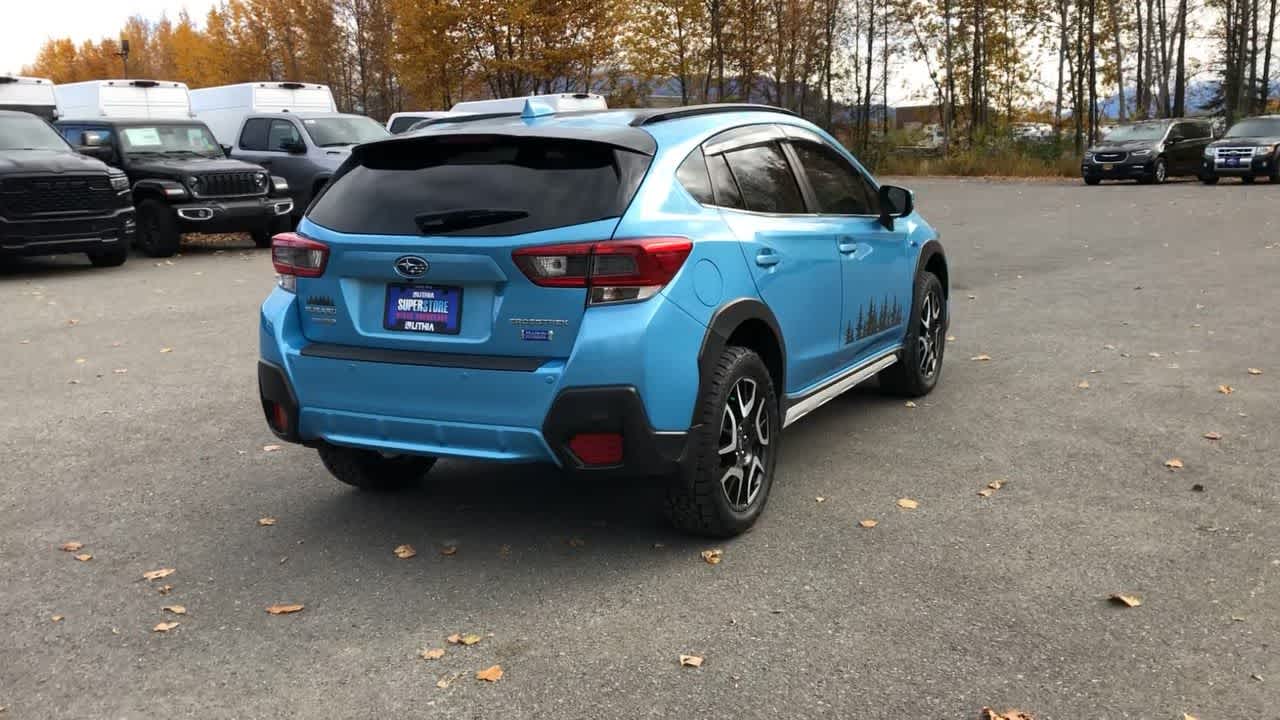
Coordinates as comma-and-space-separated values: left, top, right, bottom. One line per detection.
308, 135, 652, 237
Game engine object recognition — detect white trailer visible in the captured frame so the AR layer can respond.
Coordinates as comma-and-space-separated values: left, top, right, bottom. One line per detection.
190, 82, 337, 145
54, 79, 192, 120
0, 75, 58, 120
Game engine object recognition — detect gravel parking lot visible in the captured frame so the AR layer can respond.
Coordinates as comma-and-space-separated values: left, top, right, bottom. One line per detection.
2, 177, 1277, 719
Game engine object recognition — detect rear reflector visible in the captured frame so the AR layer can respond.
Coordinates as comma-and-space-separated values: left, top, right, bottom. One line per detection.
272, 232, 329, 291
569, 433, 624, 466
267, 401, 290, 434
513, 237, 692, 305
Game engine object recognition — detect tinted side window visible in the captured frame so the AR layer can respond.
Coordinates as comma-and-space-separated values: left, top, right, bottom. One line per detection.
239, 118, 269, 151
267, 120, 302, 151
705, 153, 743, 209
790, 141, 880, 215
722, 142, 806, 214
59, 126, 83, 145
676, 149, 714, 205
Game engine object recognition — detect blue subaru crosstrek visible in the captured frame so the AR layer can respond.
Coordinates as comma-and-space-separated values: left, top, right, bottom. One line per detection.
259, 102, 948, 537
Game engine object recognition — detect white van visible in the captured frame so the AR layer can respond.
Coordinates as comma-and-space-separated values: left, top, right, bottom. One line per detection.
449, 93, 607, 115
55, 79, 192, 120
190, 82, 337, 145
0, 75, 58, 121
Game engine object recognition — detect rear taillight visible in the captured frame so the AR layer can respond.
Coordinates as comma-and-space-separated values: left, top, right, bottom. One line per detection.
271, 232, 329, 292
512, 237, 692, 305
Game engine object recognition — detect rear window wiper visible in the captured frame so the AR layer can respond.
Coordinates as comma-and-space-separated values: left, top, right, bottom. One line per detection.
414, 209, 530, 234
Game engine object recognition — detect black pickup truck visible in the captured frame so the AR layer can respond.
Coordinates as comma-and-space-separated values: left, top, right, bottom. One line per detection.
55, 118, 293, 257
0, 110, 134, 267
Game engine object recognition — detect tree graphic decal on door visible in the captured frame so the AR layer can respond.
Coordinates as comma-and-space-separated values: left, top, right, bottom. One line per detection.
846, 295, 904, 344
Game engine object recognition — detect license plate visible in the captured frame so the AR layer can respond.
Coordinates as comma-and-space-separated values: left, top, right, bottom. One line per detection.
1102, 163, 1114, 171
384, 283, 462, 334
1227, 159, 1241, 167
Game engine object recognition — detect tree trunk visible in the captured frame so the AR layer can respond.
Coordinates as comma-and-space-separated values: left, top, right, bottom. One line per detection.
1088, 0, 1098, 143
943, 0, 954, 152
1136, 0, 1146, 117
1172, 0, 1187, 116
1263, 0, 1277, 110
864, 0, 876, 152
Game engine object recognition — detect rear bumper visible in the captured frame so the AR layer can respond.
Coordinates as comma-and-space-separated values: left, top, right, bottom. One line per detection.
174, 196, 293, 234
0, 207, 135, 256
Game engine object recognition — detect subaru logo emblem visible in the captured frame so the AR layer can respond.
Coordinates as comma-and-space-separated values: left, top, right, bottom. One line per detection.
394, 255, 429, 278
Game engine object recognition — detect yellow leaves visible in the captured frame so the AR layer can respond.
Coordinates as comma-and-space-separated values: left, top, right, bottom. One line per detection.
700, 549, 723, 565
393, 544, 417, 559
51, 614, 65, 623
143, 568, 175, 581
904, 400, 917, 408
678, 654, 704, 668
447, 633, 462, 644
1203, 431, 1222, 441
1247, 367, 1263, 375
265, 603, 304, 615
112, 368, 128, 375
858, 519, 878, 529
262, 444, 282, 453
75, 357, 87, 365
74, 553, 93, 562
162, 605, 186, 615
896, 498, 919, 510
814, 496, 826, 503
1164, 458, 1184, 470
460, 633, 482, 646
257, 517, 277, 526
475, 665, 504, 682
980, 709, 1036, 720
978, 480, 1006, 498
1182, 714, 1200, 720
1076, 380, 1090, 389
420, 648, 445, 660
152, 621, 180, 633
1109, 593, 1142, 608
59, 541, 84, 552
1217, 384, 1234, 395
970, 353, 992, 362
945, 335, 957, 342
160, 347, 173, 354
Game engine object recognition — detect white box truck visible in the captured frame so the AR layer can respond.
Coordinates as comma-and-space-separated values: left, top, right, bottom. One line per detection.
54, 79, 193, 120
0, 75, 58, 121
189, 82, 337, 145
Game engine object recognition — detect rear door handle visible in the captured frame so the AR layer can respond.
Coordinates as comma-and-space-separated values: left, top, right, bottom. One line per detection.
755, 250, 780, 267
837, 240, 858, 254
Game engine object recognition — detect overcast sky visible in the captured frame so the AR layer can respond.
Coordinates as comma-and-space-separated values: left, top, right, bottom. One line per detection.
0, 1, 215, 75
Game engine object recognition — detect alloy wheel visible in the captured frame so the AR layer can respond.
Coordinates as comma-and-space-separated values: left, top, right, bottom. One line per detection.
917, 286, 944, 379
718, 377, 770, 511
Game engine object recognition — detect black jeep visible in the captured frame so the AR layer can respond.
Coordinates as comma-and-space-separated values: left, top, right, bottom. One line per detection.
0, 110, 134, 267
55, 118, 293, 257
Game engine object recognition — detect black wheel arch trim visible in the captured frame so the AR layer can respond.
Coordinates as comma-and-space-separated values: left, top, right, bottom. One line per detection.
542, 385, 687, 476
132, 178, 185, 202
913, 239, 950, 331
694, 298, 787, 427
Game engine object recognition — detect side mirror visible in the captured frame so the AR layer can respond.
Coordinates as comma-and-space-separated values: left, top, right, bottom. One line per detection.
283, 140, 307, 155
878, 185, 914, 230
220, 144, 232, 157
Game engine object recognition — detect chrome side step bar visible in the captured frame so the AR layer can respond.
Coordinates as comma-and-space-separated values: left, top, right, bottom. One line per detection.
783, 349, 899, 427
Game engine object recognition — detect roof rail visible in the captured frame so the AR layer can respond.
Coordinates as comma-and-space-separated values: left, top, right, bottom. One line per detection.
410, 112, 521, 131
630, 103, 798, 127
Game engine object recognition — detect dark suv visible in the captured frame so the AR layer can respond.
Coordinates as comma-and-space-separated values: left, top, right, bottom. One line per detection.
1200, 115, 1280, 184
55, 118, 293, 257
1081, 118, 1214, 185
0, 110, 134, 267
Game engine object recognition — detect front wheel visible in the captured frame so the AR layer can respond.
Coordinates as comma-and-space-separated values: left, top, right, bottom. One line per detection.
1200, 175, 1219, 185
317, 444, 437, 491
1083, 176, 1101, 186
879, 271, 946, 397
1142, 158, 1168, 185
1242, 175, 1256, 184
135, 199, 181, 257
665, 346, 780, 538
86, 243, 128, 268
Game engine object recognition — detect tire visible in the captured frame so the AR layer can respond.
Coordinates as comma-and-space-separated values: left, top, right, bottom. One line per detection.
250, 216, 288, 248
1141, 158, 1167, 185
1200, 175, 1219, 185
135, 199, 181, 257
317, 444, 437, 491
664, 346, 780, 538
1083, 176, 1101, 186
86, 243, 128, 268
1242, 175, 1256, 184
878, 271, 946, 397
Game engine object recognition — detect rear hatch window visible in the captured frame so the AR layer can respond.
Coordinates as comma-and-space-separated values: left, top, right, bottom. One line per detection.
307, 135, 652, 237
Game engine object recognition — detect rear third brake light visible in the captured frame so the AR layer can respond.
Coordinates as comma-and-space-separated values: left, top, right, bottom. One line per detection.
272, 232, 329, 292
512, 237, 692, 305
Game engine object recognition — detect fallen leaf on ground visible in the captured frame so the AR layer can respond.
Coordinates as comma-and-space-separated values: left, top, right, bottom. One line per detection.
446, 633, 462, 644
158, 584, 173, 595
435, 677, 451, 689
112, 368, 128, 375
265, 603, 304, 615
1109, 593, 1142, 608
700, 549, 723, 565
1191, 483, 1205, 492
815, 496, 826, 503
460, 633, 482, 646
1231, 615, 1245, 622
980, 709, 1036, 720
66, 319, 79, 326
567, 537, 585, 547
858, 519, 878, 528
475, 665, 504, 682
1076, 380, 1090, 389
162, 605, 186, 615
679, 654, 704, 668
988, 480, 1006, 490
946, 335, 956, 342
977, 488, 996, 498
51, 615, 64, 622
393, 544, 417, 559
1247, 368, 1263, 375
262, 444, 282, 453
1218, 384, 1234, 395
74, 553, 92, 562
75, 358, 86, 365
1251, 673, 1263, 681
896, 498, 919, 510
421, 648, 445, 660
1164, 458, 1184, 470
257, 517, 277, 526
152, 621, 180, 633
143, 568, 175, 581
1203, 431, 1222, 441
59, 541, 84, 552
440, 545, 458, 556
970, 354, 992, 361
160, 348, 173, 353
1183, 714, 1199, 720
1147, 352, 1161, 358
